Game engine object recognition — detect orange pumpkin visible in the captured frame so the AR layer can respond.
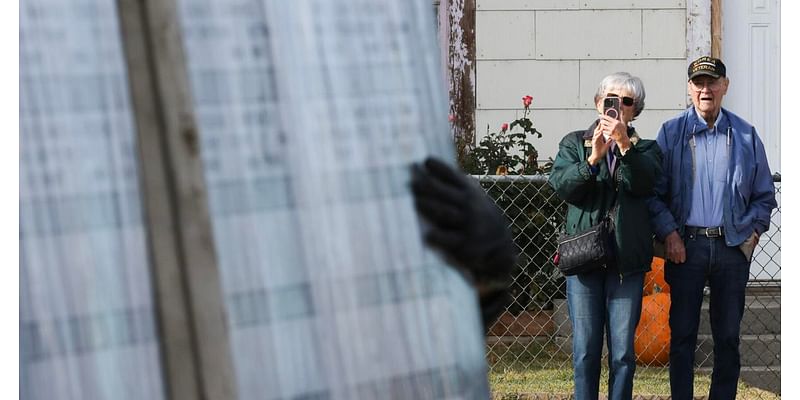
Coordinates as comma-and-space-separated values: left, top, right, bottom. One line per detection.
644, 257, 670, 295
634, 292, 670, 366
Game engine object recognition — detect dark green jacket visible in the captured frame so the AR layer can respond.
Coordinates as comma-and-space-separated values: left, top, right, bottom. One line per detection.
548, 121, 663, 277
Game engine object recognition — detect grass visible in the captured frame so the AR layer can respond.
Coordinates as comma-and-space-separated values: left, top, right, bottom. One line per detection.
487, 342, 779, 399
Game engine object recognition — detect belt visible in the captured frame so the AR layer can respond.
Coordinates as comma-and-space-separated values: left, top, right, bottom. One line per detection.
685, 226, 725, 238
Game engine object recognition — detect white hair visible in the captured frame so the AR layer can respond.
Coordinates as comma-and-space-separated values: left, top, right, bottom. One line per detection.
593, 72, 646, 118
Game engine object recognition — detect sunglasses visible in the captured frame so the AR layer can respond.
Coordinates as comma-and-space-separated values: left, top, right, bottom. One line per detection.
606, 93, 635, 107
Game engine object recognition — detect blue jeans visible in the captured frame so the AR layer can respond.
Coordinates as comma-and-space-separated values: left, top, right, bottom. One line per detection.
665, 232, 750, 400
566, 268, 644, 400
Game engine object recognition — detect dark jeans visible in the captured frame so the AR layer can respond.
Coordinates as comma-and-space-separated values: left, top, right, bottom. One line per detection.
665, 231, 750, 400
566, 268, 644, 400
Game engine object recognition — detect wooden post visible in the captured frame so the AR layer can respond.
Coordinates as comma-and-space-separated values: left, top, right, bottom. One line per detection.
687, 0, 712, 61
439, 0, 477, 169
711, 0, 723, 58
115, 0, 237, 399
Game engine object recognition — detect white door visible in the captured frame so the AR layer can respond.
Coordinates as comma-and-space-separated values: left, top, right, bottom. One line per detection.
722, 0, 780, 281
722, 0, 780, 171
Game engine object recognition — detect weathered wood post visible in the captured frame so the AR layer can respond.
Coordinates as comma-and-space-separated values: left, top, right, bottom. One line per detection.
438, 0, 477, 169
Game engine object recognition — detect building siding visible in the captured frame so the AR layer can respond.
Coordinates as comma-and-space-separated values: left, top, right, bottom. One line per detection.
475, 1, 690, 160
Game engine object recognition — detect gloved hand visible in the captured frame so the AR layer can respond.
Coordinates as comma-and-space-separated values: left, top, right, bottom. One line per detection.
410, 157, 517, 329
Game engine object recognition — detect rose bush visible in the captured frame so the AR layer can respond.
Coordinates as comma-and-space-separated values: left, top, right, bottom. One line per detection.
463, 95, 549, 176
457, 96, 566, 312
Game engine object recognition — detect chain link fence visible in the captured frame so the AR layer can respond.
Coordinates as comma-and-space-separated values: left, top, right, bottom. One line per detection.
480, 174, 781, 399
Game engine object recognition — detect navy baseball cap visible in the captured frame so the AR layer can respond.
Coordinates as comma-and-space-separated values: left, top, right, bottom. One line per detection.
688, 56, 726, 79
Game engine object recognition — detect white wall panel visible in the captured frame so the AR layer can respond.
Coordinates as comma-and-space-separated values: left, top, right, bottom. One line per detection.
476, 0, 684, 10
642, 9, 686, 57
476, 11, 535, 59
629, 109, 687, 139
578, 0, 684, 9
536, 10, 641, 59
578, 59, 688, 109
477, 0, 579, 11
476, 60, 579, 109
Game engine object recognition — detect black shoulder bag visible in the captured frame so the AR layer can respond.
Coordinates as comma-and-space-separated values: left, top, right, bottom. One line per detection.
555, 196, 618, 276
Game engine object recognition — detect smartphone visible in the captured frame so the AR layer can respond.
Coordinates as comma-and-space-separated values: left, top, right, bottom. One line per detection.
603, 97, 621, 120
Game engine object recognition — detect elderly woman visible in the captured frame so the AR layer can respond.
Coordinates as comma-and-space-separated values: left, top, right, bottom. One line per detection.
548, 72, 662, 400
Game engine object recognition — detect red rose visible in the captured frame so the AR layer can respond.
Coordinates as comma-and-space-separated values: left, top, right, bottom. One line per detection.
522, 95, 533, 108
500, 123, 509, 132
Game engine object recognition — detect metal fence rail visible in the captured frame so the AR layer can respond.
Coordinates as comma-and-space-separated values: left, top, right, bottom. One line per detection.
479, 174, 781, 398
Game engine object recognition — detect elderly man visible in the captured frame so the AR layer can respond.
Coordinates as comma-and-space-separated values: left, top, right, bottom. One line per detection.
648, 56, 777, 400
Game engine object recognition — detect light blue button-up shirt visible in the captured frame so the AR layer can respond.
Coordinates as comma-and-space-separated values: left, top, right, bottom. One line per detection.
686, 108, 729, 228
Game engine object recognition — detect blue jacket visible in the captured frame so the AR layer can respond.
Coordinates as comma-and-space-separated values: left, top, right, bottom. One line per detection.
648, 107, 777, 246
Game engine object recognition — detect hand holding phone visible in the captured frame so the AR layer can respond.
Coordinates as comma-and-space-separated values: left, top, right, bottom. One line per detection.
600, 96, 630, 151
603, 97, 621, 120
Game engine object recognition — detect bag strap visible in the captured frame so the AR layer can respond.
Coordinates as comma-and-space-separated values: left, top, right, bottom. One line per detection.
580, 144, 620, 227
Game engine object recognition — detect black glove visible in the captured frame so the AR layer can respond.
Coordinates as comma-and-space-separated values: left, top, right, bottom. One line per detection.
410, 157, 517, 330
